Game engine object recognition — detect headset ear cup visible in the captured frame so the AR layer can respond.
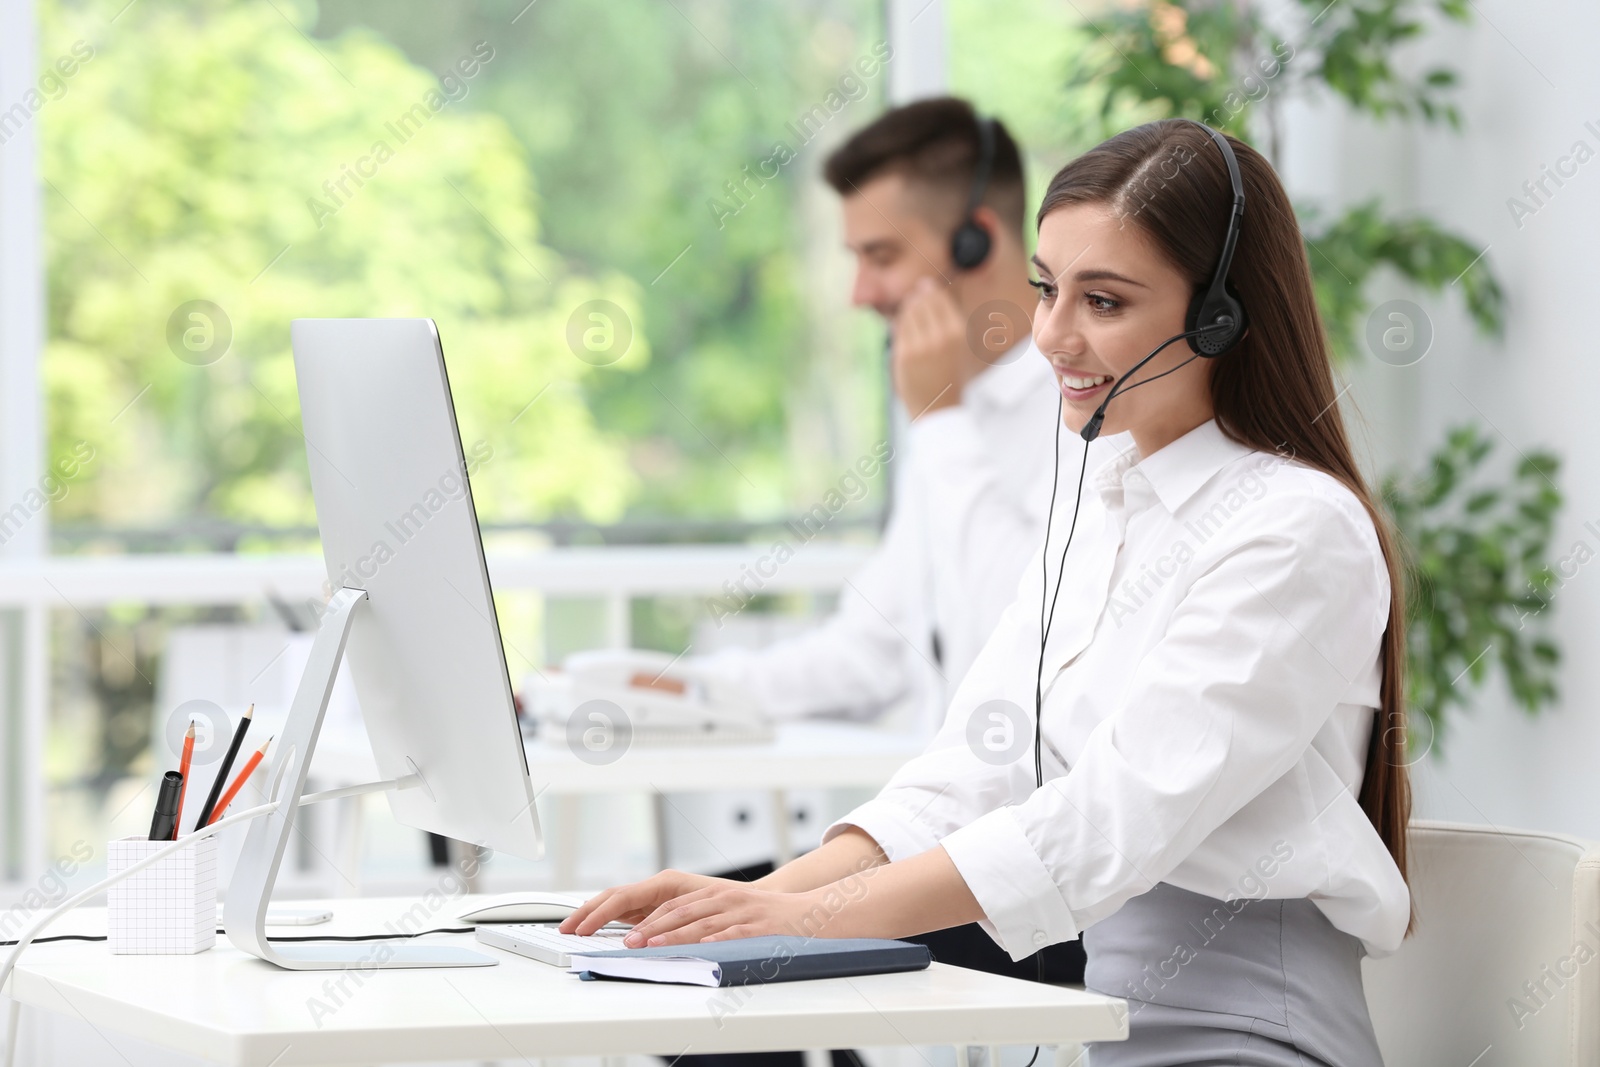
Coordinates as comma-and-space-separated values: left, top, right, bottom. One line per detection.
1184, 286, 1207, 345
1223, 283, 1248, 348
950, 221, 991, 271
1186, 282, 1247, 356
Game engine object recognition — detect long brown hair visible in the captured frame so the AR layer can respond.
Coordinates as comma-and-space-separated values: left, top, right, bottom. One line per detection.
1038, 119, 1412, 923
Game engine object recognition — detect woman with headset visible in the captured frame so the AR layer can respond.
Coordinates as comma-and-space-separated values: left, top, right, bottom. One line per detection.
565, 118, 1412, 1066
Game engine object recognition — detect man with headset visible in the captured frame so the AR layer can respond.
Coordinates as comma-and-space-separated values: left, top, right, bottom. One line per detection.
688, 97, 1115, 742
567, 104, 1108, 1048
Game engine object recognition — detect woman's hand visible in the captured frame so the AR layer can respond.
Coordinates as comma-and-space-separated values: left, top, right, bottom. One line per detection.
562, 846, 983, 947
619, 882, 838, 946
562, 870, 837, 945
560, 870, 733, 935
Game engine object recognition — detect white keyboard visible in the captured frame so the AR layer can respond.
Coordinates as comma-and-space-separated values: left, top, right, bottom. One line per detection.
474, 923, 633, 967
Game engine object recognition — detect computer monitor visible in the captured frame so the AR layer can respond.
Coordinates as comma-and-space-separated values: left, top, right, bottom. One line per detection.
224, 318, 541, 970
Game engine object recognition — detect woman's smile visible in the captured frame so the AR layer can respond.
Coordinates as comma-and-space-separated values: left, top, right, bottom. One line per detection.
1055, 368, 1115, 403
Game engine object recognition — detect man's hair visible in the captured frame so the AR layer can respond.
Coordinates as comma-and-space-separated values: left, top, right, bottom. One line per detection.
823, 97, 1025, 239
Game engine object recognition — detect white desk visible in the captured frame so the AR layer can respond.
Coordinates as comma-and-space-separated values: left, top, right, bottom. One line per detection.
5, 897, 1128, 1066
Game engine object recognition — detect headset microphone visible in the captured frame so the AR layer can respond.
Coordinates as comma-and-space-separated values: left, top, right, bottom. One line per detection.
1031, 121, 1249, 795
1079, 323, 1233, 443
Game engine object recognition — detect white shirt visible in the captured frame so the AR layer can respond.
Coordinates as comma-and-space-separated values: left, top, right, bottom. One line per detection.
824, 417, 1411, 959
698, 341, 1124, 738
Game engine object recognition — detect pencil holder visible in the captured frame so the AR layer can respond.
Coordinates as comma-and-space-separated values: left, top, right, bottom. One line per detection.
107, 834, 218, 954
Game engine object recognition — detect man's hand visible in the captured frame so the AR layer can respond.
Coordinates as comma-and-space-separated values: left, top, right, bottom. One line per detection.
891, 276, 969, 418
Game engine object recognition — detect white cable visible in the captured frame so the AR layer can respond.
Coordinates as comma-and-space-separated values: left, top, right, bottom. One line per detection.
0, 795, 286, 1063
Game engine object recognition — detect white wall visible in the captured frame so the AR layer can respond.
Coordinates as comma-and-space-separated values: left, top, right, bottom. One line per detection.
1283, 0, 1600, 840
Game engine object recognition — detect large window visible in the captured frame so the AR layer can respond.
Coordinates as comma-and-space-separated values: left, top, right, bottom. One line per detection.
35, 0, 891, 867
44, 0, 890, 548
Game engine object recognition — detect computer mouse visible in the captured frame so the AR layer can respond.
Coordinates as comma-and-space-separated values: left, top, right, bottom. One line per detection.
457, 891, 593, 924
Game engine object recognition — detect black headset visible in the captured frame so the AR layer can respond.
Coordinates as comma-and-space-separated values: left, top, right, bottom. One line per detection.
1030, 121, 1249, 792
1078, 122, 1248, 444
1184, 126, 1249, 357
950, 116, 997, 270
883, 117, 999, 532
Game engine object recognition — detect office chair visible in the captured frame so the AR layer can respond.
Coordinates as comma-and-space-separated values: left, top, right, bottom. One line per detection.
1363, 818, 1600, 1065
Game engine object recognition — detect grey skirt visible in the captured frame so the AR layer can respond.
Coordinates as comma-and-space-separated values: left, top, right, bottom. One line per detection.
1081, 883, 1384, 1067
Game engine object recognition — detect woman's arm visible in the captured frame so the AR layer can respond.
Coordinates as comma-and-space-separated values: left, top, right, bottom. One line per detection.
563, 569, 1049, 941
751, 826, 887, 891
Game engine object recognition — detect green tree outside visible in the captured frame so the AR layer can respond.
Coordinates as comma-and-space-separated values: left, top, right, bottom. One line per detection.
42, 0, 641, 543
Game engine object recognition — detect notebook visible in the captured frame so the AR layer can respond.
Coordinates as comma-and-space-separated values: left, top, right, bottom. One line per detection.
568, 935, 933, 988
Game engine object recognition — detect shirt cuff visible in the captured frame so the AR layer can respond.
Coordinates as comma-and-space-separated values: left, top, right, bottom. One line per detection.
822, 797, 943, 862
688, 648, 796, 721
939, 807, 1080, 961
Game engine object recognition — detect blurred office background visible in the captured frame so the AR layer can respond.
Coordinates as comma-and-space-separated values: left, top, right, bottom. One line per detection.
0, 0, 1595, 954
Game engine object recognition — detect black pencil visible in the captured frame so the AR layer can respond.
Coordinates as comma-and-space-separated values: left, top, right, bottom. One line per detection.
194, 703, 253, 830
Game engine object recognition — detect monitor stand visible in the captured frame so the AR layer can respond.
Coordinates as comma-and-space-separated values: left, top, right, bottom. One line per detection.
222, 587, 497, 969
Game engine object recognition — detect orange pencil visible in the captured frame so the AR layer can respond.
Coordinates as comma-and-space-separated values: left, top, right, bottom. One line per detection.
203, 736, 272, 826
173, 720, 196, 839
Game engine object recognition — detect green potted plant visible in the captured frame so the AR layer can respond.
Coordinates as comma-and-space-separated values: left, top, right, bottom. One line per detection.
1068, 0, 1562, 755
